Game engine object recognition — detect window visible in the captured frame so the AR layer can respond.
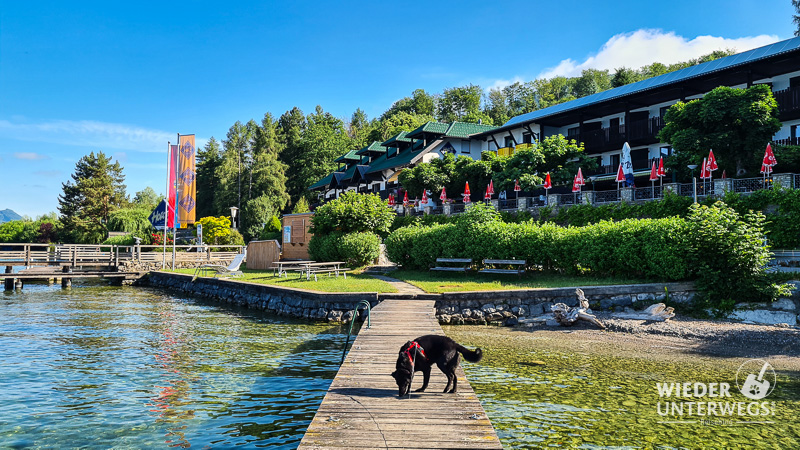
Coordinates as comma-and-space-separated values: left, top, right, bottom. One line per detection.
790, 76, 800, 88
523, 133, 532, 144
461, 140, 470, 153
609, 153, 620, 168
659, 106, 670, 118
567, 126, 580, 138
504, 136, 514, 148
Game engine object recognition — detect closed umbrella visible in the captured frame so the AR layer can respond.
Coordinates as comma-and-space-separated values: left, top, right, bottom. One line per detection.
649, 160, 658, 198
488, 179, 495, 196
542, 173, 552, 205
388, 194, 395, 207
762, 143, 777, 187
403, 191, 409, 207
463, 182, 471, 203
440, 187, 447, 202
657, 156, 666, 186
615, 163, 625, 193
514, 179, 521, 202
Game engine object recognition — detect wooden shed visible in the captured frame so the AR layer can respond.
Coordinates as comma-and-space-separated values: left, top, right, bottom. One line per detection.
281, 213, 313, 260
245, 240, 281, 269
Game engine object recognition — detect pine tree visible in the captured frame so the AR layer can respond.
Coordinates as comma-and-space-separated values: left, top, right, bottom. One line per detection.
196, 137, 222, 218
58, 151, 127, 243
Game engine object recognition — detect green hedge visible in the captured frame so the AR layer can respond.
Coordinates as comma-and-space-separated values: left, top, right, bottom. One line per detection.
388, 190, 800, 249
385, 201, 791, 310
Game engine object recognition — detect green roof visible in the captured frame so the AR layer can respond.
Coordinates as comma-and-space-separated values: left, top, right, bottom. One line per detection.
444, 121, 498, 138
381, 131, 412, 147
309, 173, 334, 190
334, 149, 361, 163
405, 121, 450, 139
355, 141, 386, 156
366, 139, 425, 174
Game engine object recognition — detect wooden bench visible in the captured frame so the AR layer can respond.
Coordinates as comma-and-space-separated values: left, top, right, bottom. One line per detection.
480, 259, 526, 275
430, 258, 473, 273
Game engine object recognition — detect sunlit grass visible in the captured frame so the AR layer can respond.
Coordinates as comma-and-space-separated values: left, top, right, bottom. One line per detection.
166, 267, 398, 293
390, 270, 654, 293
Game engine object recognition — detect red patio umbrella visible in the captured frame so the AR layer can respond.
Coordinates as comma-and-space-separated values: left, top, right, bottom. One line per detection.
657, 156, 666, 186
387, 194, 395, 206
542, 173, 552, 189
440, 187, 447, 202
421, 189, 428, 206
542, 173, 552, 205
575, 168, 585, 186
484, 187, 491, 201
649, 160, 658, 198
763, 143, 777, 167
514, 179, 521, 192
403, 191, 409, 206
572, 175, 581, 193
463, 181, 471, 203
487, 179, 495, 195
707, 149, 718, 172
722, 170, 727, 179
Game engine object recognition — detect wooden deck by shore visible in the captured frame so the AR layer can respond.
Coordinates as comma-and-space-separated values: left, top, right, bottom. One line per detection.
299, 299, 503, 450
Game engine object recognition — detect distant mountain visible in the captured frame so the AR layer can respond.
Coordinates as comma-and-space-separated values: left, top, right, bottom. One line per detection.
0, 209, 22, 223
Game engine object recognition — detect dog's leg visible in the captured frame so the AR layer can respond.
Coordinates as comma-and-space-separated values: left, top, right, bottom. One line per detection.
442, 371, 452, 393
415, 366, 431, 392
449, 369, 458, 393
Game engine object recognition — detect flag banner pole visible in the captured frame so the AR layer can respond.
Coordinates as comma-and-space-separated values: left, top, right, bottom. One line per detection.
163, 141, 170, 269
172, 133, 179, 270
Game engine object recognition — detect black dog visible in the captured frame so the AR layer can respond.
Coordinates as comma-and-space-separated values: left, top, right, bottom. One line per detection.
391, 335, 483, 397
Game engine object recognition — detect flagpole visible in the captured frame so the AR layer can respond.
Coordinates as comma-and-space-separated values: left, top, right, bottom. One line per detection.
173, 133, 179, 270
163, 141, 170, 269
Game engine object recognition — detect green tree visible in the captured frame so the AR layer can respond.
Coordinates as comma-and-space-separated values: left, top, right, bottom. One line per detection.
293, 106, 353, 200
794, 0, 800, 36
278, 107, 308, 199
369, 111, 434, 142
132, 187, 160, 208
58, 151, 127, 243
292, 196, 310, 213
196, 216, 232, 245
310, 191, 395, 237
250, 113, 290, 213
196, 137, 222, 218
658, 85, 781, 176
437, 84, 483, 122
572, 69, 611, 98
382, 89, 436, 119
611, 67, 639, 87
240, 194, 275, 242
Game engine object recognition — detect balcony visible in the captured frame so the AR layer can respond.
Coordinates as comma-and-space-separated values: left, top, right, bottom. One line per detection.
567, 116, 665, 153
774, 86, 800, 118
774, 137, 799, 147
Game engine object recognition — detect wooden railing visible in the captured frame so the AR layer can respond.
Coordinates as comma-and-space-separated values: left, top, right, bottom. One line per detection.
0, 244, 244, 267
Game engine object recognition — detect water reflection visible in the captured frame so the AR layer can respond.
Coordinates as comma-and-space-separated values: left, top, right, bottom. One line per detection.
0, 284, 347, 449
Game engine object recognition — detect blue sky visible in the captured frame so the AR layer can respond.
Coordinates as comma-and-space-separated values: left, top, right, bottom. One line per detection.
1, 1, 796, 218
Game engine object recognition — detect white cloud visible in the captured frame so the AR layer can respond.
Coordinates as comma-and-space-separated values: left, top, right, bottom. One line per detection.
537, 29, 780, 79
485, 76, 525, 92
14, 152, 49, 160
0, 119, 176, 153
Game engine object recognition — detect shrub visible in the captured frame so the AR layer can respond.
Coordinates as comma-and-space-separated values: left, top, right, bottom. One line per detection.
309, 231, 381, 267
107, 207, 154, 233
311, 191, 395, 237
339, 232, 381, 267
197, 216, 232, 244
685, 202, 790, 311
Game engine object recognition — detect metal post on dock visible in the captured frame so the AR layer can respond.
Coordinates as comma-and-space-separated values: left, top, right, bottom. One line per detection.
61, 265, 72, 289
4, 266, 13, 291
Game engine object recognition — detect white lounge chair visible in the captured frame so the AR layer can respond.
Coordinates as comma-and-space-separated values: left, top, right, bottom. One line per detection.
193, 252, 246, 280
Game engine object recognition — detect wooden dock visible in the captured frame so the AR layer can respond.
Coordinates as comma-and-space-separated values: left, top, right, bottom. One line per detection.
299, 299, 503, 450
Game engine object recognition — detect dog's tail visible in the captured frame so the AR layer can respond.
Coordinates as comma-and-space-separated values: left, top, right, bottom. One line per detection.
455, 344, 483, 363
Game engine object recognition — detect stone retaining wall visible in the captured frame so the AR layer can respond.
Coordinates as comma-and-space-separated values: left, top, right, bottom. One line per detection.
141, 272, 378, 321
434, 283, 697, 325
140, 272, 700, 325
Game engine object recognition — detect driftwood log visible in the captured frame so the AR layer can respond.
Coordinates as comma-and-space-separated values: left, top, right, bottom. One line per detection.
611, 303, 675, 322
551, 288, 605, 329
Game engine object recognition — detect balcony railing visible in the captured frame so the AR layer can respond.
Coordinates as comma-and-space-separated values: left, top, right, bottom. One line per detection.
774, 137, 799, 147
499, 199, 518, 210
774, 86, 800, 116
568, 116, 665, 153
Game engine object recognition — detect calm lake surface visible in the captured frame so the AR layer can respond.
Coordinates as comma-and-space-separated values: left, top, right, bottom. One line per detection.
0, 283, 347, 449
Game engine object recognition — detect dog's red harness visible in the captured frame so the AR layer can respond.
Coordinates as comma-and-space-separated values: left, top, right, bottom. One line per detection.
404, 341, 427, 361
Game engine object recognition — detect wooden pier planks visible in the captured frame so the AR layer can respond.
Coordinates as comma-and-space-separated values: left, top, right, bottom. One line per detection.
299, 299, 503, 450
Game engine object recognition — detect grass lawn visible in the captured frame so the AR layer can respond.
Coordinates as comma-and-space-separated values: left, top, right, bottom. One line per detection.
167, 268, 398, 293
390, 270, 656, 293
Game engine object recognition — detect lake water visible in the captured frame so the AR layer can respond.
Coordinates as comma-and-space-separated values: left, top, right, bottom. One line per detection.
0, 283, 347, 449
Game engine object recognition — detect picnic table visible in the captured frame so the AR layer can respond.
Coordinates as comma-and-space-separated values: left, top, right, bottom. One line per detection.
300, 262, 350, 281
274, 260, 315, 277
